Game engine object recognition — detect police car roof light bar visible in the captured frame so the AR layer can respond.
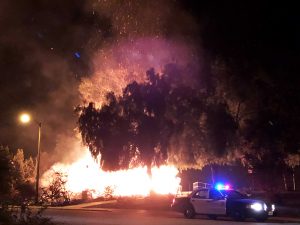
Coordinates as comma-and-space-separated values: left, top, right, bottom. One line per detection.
215, 183, 231, 190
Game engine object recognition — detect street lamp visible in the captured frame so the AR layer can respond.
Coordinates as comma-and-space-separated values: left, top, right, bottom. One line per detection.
19, 113, 31, 124
19, 113, 42, 204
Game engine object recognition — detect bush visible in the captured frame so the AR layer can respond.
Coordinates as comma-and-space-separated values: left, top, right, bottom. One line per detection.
0, 204, 59, 225
40, 171, 71, 206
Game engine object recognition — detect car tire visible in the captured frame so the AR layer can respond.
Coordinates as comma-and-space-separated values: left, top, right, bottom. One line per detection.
208, 214, 217, 220
184, 206, 195, 219
232, 210, 246, 221
255, 216, 267, 222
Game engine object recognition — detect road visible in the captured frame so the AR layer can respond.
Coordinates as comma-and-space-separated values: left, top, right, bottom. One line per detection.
45, 208, 300, 225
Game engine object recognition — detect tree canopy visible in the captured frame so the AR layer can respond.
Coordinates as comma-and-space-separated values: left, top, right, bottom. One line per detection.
0, 146, 13, 200
77, 59, 300, 181
0, 147, 35, 203
77, 64, 238, 171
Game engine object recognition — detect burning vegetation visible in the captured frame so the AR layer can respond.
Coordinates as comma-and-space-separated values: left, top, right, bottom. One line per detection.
77, 64, 238, 172
1, 0, 298, 204
40, 36, 202, 199
40, 62, 238, 200
41, 148, 181, 199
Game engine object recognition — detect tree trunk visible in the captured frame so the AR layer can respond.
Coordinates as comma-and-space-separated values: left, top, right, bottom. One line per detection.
210, 165, 215, 184
283, 173, 287, 191
292, 168, 296, 191
235, 102, 241, 123
147, 163, 152, 178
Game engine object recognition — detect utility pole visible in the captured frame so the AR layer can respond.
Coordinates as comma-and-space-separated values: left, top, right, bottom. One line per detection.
35, 122, 42, 204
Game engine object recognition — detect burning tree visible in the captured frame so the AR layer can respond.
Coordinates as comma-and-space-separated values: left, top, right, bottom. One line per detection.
77, 64, 238, 172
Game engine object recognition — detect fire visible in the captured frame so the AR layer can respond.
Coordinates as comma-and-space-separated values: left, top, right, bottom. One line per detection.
43, 38, 196, 199
79, 38, 199, 108
41, 149, 181, 198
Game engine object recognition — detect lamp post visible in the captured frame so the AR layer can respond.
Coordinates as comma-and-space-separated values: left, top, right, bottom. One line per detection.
36, 122, 41, 204
19, 113, 42, 204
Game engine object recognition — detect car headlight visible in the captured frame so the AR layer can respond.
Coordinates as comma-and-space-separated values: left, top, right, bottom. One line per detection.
271, 204, 275, 211
250, 203, 263, 211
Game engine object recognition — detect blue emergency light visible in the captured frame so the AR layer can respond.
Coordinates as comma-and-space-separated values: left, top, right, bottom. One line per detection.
215, 183, 231, 190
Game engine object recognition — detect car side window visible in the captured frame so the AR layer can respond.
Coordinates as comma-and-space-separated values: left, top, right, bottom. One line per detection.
193, 190, 208, 199
209, 189, 223, 199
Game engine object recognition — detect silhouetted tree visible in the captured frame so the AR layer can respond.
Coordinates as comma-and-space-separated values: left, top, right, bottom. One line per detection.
77, 64, 238, 172
211, 58, 300, 190
0, 146, 13, 201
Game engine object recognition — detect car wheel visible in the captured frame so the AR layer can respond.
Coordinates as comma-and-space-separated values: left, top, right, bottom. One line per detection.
232, 210, 246, 221
255, 216, 267, 222
184, 206, 195, 219
208, 214, 217, 220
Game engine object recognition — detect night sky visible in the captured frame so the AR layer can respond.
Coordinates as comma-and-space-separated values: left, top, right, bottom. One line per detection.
0, 0, 299, 167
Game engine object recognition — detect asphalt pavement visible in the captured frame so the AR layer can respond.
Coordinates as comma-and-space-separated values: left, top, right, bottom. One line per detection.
43, 202, 300, 225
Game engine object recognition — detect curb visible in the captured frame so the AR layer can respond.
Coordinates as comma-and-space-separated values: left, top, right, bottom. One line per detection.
47, 207, 112, 212
269, 217, 300, 223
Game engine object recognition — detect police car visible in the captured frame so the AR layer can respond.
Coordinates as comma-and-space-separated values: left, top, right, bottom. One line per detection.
171, 183, 275, 222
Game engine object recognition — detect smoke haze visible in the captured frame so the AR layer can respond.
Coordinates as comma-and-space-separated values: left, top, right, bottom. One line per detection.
0, 0, 201, 171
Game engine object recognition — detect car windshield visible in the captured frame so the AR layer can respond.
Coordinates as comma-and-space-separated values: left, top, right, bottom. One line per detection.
220, 190, 247, 199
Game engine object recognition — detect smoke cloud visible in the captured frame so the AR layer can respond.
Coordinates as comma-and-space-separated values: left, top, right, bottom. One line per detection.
0, 0, 201, 171
80, 37, 200, 108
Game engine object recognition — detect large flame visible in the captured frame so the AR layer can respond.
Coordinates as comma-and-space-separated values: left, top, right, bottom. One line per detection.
44, 38, 195, 199
41, 149, 181, 198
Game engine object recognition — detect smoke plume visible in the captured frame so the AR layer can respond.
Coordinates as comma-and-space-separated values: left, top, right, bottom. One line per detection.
0, 0, 201, 171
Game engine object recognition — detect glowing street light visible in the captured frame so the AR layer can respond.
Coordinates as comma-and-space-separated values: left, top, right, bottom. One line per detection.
19, 112, 42, 204
19, 113, 31, 124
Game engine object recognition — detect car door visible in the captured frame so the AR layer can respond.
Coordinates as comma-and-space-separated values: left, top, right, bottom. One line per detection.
206, 189, 226, 215
190, 189, 211, 214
